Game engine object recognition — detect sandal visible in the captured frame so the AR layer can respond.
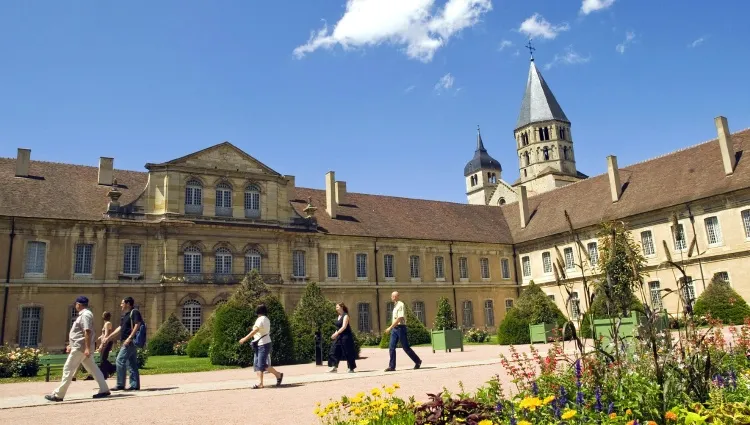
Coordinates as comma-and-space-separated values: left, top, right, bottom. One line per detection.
252, 384, 263, 389
276, 373, 284, 386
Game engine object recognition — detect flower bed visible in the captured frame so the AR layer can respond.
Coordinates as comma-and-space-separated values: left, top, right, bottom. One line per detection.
0, 345, 43, 378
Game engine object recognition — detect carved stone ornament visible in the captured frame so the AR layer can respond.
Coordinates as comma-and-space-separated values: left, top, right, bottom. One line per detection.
303, 197, 317, 218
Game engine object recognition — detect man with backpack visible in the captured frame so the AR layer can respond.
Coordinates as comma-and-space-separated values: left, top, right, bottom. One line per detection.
101, 296, 145, 391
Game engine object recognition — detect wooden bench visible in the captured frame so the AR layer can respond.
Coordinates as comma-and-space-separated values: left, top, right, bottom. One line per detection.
39, 352, 116, 382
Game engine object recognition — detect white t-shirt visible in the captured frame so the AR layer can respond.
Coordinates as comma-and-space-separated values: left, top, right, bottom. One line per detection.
392, 301, 406, 325
252, 316, 272, 346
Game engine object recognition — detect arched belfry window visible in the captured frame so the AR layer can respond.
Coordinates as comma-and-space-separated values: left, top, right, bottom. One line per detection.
563, 146, 569, 160
244, 184, 261, 218
524, 151, 530, 166
185, 180, 203, 215
215, 182, 232, 217
543, 147, 550, 161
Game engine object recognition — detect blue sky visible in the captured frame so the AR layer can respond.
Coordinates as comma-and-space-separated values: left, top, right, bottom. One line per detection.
1, 1, 749, 204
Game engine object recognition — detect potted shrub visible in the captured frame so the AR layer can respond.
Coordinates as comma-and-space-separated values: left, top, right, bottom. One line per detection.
431, 297, 463, 353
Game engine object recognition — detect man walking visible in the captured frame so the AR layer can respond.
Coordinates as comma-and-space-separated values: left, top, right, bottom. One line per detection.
45, 296, 110, 402
101, 296, 142, 391
384, 291, 422, 372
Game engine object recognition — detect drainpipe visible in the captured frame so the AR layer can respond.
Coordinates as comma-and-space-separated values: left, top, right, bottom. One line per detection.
374, 238, 381, 333
686, 204, 707, 290
512, 245, 521, 297
448, 241, 458, 326
1, 217, 16, 345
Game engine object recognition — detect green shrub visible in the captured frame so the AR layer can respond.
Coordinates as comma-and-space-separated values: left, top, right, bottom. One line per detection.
497, 307, 531, 345
262, 295, 296, 366
209, 304, 256, 366
379, 306, 430, 348
290, 282, 338, 363
173, 341, 188, 356
694, 279, 750, 325
465, 327, 491, 343
433, 297, 457, 330
136, 347, 149, 368
186, 315, 214, 358
146, 312, 191, 355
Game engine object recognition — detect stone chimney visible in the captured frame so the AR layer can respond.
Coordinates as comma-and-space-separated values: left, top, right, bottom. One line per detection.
15, 148, 31, 177
284, 175, 296, 190
98, 157, 114, 185
715, 116, 736, 175
325, 171, 337, 218
335, 181, 347, 205
518, 185, 530, 228
607, 155, 622, 202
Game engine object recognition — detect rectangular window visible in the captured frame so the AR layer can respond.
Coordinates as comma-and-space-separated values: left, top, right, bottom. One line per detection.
742, 210, 750, 239
409, 255, 420, 279
504, 299, 514, 312
357, 303, 371, 332
704, 216, 723, 246
413, 301, 425, 325
458, 257, 468, 279
434, 256, 445, 279
385, 302, 394, 326
542, 252, 552, 273
564, 247, 574, 270
569, 292, 580, 320
480, 258, 490, 279
588, 242, 599, 267
501, 258, 510, 279
649, 281, 663, 310
680, 276, 696, 307
356, 253, 368, 279
292, 250, 306, 278
383, 254, 394, 279
462, 301, 474, 328
641, 231, 655, 256
326, 253, 339, 279
123, 244, 141, 275
19, 306, 42, 347
522, 256, 531, 277
74, 244, 94, 275
713, 271, 730, 285
672, 224, 687, 251
484, 300, 495, 326
25, 241, 46, 275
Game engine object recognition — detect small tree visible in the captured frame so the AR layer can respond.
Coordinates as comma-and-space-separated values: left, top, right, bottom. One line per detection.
290, 282, 338, 363
694, 277, 750, 325
433, 297, 457, 331
146, 312, 191, 355
497, 308, 530, 345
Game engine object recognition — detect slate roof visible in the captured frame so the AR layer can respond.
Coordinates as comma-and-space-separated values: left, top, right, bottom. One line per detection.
464, 128, 503, 176
515, 60, 570, 130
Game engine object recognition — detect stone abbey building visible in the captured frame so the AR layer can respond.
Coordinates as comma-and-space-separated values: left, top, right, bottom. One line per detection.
2, 58, 750, 350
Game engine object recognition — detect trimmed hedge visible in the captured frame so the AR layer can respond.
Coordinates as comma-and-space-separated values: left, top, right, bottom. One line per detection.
379, 305, 431, 348
497, 308, 530, 345
147, 312, 191, 355
209, 304, 255, 366
694, 279, 750, 325
263, 295, 296, 366
186, 314, 214, 358
290, 282, 339, 364
497, 282, 572, 345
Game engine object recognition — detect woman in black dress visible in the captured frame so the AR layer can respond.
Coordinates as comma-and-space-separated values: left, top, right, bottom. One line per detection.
328, 302, 357, 373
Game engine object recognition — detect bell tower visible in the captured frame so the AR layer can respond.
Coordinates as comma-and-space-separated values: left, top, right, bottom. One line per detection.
465, 126, 502, 205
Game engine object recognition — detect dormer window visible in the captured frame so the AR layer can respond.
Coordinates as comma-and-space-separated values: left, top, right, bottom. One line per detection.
215, 182, 232, 217
185, 179, 203, 215
244, 184, 261, 219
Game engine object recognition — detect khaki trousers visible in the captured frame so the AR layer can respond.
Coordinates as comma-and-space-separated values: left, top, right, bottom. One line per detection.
52, 348, 109, 399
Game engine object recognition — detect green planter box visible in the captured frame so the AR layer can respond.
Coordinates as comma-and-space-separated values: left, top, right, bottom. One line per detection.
529, 323, 557, 344
593, 312, 647, 351
431, 329, 464, 353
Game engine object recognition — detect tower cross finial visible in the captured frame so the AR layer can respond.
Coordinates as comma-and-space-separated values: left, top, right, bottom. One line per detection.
525, 38, 536, 61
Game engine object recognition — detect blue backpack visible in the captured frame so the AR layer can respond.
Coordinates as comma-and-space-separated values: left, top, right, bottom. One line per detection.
130, 310, 147, 348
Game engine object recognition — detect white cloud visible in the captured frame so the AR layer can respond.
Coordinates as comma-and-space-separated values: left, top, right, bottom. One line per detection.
293, 0, 493, 63
434, 73, 455, 92
518, 13, 569, 40
689, 36, 706, 48
580, 0, 615, 15
404, 85, 416, 93
615, 31, 635, 54
498, 39, 513, 51
544, 46, 590, 70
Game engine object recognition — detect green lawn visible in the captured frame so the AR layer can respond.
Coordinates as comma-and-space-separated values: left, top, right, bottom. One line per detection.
0, 356, 238, 384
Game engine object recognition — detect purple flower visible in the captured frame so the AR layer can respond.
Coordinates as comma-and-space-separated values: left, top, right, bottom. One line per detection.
509, 416, 517, 425
532, 381, 539, 396
576, 390, 585, 406
594, 386, 602, 412
559, 385, 568, 406
495, 402, 503, 413
608, 402, 615, 414
575, 359, 582, 379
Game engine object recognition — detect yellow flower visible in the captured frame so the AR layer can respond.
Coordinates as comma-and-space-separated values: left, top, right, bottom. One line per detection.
393, 383, 400, 388
478, 420, 495, 425
609, 413, 617, 419
519, 397, 543, 411
626, 409, 633, 416
543, 395, 556, 405
386, 411, 395, 417
561, 410, 576, 420
385, 386, 395, 395
351, 395, 363, 403
351, 407, 363, 416
518, 421, 532, 425
371, 388, 382, 398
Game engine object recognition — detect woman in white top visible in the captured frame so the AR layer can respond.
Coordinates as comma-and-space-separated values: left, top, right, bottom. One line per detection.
239, 303, 284, 389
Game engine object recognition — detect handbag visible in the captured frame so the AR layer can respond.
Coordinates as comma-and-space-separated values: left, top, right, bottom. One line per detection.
250, 333, 269, 351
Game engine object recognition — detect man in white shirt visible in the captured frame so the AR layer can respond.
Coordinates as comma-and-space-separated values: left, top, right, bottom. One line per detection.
384, 291, 422, 372
45, 296, 110, 402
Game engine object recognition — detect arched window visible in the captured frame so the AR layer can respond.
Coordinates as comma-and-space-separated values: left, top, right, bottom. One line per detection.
563, 146, 568, 160
543, 147, 550, 161
543, 127, 550, 141
184, 246, 202, 274
462, 300, 474, 328
185, 180, 203, 215
524, 151, 530, 166
244, 184, 261, 218
245, 248, 261, 273
413, 301, 426, 325
215, 247, 232, 275
498, 197, 506, 205
181, 300, 202, 334
215, 182, 232, 217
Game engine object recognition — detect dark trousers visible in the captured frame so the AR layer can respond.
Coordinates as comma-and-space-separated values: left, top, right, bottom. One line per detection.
388, 325, 421, 369
329, 334, 357, 370
99, 342, 115, 378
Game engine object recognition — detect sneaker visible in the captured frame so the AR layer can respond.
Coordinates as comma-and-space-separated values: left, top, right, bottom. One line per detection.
44, 394, 63, 402
92, 391, 111, 399
347, 369, 355, 373
384, 367, 395, 372
328, 367, 337, 373
414, 362, 422, 370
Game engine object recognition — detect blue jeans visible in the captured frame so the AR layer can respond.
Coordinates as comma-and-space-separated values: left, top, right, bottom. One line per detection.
116, 343, 140, 389
388, 325, 421, 370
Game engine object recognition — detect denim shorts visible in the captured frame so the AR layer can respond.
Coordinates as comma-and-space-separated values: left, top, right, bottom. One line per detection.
253, 342, 272, 372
